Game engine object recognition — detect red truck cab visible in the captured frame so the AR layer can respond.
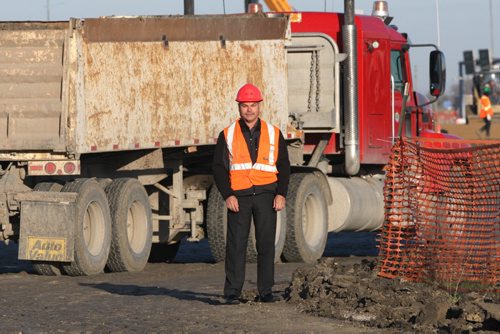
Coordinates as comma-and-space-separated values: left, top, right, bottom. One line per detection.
289, 11, 443, 166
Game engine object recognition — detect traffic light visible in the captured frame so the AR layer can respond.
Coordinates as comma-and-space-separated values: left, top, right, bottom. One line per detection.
478, 49, 491, 71
463, 50, 475, 75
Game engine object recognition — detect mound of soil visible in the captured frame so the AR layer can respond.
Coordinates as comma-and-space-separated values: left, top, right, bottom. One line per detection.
285, 258, 499, 333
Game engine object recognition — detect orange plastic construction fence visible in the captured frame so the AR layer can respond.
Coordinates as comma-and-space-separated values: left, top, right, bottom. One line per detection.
378, 138, 499, 292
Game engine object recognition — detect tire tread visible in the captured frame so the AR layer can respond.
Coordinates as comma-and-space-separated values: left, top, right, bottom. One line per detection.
282, 173, 307, 262
61, 179, 111, 276
282, 173, 328, 263
105, 178, 152, 272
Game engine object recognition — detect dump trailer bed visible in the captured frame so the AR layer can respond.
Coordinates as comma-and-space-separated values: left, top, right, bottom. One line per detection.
0, 16, 289, 160
0, 15, 292, 276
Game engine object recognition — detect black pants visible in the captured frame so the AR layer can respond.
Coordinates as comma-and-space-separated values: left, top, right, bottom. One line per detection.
479, 117, 491, 137
224, 192, 277, 297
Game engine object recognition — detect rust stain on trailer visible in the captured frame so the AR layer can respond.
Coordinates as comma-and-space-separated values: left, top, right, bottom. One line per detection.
11, 16, 289, 154
80, 38, 288, 152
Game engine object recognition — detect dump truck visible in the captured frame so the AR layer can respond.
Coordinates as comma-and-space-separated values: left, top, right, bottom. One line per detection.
0, 0, 445, 275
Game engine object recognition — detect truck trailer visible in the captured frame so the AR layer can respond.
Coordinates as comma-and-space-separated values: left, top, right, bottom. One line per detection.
0, 0, 445, 275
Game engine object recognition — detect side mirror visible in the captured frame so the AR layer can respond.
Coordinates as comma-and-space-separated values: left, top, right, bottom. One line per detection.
429, 50, 446, 97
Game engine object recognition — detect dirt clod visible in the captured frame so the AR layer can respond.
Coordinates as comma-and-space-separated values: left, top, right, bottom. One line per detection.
285, 258, 499, 332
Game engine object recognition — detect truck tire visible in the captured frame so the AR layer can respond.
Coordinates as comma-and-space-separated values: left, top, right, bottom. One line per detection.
282, 173, 328, 263
105, 178, 152, 272
246, 210, 286, 263
61, 179, 112, 276
148, 242, 180, 263
31, 182, 64, 276
206, 186, 286, 263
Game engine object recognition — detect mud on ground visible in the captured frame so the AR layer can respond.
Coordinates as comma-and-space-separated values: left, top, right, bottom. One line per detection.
1, 232, 498, 333
286, 258, 499, 333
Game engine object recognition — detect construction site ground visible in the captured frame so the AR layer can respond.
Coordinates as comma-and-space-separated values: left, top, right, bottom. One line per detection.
1, 231, 498, 333
438, 113, 500, 140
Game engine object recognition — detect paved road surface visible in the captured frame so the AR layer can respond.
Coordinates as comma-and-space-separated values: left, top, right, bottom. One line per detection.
0, 232, 381, 333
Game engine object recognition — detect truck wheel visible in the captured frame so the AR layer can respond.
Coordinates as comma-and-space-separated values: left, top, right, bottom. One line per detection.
61, 179, 112, 276
105, 178, 152, 272
31, 182, 64, 275
148, 242, 180, 263
206, 186, 286, 263
206, 186, 226, 262
282, 173, 328, 263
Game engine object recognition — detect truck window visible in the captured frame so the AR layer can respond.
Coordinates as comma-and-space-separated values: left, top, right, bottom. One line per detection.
390, 50, 406, 93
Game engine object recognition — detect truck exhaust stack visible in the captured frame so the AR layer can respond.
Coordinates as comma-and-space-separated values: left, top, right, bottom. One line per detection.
342, 0, 360, 176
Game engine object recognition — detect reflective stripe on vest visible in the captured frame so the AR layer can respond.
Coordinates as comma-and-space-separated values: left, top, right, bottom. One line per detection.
253, 163, 277, 172
230, 162, 253, 171
267, 121, 276, 165
224, 119, 279, 191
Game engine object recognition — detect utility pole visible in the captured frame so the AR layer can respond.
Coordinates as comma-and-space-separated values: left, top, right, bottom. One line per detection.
489, 0, 495, 55
435, 0, 441, 48
46, 0, 50, 21
184, 0, 194, 15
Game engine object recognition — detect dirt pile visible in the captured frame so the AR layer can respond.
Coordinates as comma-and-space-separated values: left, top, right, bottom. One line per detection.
285, 258, 499, 333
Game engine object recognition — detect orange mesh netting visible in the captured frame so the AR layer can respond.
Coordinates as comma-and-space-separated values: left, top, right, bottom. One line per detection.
378, 138, 500, 292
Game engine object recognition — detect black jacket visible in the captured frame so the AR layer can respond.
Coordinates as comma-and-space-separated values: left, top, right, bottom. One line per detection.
212, 118, 290, 199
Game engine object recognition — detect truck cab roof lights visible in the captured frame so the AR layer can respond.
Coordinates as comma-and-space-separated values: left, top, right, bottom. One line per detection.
372, 1, 393, 25
372, 1, 388, 18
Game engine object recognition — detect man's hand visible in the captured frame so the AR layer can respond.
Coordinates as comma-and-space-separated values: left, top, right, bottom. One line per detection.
273, 194, 286, 211
226, 195, 239, 212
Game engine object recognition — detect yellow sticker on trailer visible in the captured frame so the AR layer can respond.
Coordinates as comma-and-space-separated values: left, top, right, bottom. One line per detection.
27, 237, 66, 261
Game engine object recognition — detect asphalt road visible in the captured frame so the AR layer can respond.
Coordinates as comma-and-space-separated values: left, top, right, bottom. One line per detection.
0, 232, 380, 333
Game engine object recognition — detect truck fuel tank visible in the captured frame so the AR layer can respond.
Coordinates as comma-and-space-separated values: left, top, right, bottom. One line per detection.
327, 175, 384, 232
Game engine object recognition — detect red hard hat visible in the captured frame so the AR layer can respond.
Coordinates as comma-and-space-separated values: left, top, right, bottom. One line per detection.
235, 83, 263, 102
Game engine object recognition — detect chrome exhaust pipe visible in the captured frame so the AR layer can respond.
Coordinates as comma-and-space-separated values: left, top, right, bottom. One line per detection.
342, 0, 360, 176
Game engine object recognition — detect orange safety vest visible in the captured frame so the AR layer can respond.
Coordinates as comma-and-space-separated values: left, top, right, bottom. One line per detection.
224, 119, 280, 191
479, 95, 493, 119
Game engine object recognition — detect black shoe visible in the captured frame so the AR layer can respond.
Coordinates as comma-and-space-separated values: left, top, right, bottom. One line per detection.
222, 295, 240, 305
259, 293, 277, 303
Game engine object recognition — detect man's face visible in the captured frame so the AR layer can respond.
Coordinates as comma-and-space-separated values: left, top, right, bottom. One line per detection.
238, 102, 261, 124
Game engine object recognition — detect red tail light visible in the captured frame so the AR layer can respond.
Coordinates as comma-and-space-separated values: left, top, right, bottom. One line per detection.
44, 162, 57, 174
64, 162, 76, 174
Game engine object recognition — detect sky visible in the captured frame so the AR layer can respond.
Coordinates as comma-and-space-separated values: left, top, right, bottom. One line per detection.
1, 0, 499, 95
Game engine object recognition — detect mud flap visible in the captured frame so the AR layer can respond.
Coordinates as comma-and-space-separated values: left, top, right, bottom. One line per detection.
17, 192, 77, 262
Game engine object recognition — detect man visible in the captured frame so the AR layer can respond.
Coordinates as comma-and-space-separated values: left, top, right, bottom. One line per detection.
476, 86, 493, 138
212, 83, 290, 305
